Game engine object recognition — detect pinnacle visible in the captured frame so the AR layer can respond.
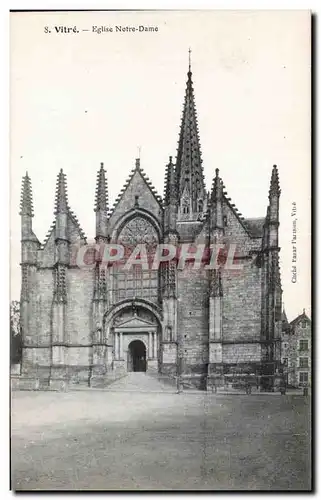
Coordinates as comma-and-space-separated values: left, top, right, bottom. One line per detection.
54, 169, 69, 214
210, 170, 223, 202
94, 162, 108, 212
20, 172, 34, 217
164, 156, 177, 205
269, 164, 281, 197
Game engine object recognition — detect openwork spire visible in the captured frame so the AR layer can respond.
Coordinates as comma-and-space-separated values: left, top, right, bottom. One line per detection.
54, 169, 69, 214
20, 172, 34, 216
94, 162, 108, 212
269, 165, 281, 198
164, 156, 178, 205
176, 54, 205, 213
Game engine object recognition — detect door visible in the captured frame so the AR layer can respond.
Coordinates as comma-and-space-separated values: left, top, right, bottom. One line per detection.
127, 340, 146, 372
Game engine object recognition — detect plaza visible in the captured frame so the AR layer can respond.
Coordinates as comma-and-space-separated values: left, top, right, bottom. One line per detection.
11, 384, 311, 491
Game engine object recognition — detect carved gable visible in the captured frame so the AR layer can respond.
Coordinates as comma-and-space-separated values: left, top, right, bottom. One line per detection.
109, 169, 162, 228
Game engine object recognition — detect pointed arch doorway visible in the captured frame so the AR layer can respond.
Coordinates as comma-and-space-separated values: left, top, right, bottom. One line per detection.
127, 340, 146, 372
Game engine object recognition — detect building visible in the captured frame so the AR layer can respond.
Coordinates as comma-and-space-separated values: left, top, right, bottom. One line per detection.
281, 310, 311, 388
18, 60, 283, 391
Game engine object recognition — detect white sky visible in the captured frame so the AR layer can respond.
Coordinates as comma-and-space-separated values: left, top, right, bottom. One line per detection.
10, 10, 311, 321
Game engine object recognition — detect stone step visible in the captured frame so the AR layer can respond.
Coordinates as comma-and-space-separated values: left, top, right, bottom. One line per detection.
106, 372, 176, 393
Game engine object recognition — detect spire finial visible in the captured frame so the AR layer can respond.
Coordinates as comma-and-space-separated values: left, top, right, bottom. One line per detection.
135, 157, 140, 169
188, 47, 192, 73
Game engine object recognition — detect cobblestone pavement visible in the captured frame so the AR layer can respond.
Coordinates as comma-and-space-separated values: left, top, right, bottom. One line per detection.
11, 390, 311, 491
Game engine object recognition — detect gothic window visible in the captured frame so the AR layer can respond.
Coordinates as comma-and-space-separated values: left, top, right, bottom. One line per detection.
198, 199, 203, 213
223, 215, 228, 227
111, 216, 159, 304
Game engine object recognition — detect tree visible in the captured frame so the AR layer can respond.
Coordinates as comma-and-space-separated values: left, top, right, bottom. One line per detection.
10, 300, 21, 364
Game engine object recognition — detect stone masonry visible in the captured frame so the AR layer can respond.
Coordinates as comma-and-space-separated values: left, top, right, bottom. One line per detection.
18, 59, 283, 390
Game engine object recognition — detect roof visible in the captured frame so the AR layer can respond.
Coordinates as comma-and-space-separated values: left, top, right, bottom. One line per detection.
290, 311, 311, 327
282, 308, 288, 324
243, 217, 265, 238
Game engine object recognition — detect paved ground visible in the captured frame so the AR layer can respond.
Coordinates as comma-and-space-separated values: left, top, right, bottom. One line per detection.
103, 372, 176, 392
11, 384, 311, 491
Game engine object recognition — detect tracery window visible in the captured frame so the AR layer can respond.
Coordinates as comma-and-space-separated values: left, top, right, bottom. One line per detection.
111, 216, 159, 304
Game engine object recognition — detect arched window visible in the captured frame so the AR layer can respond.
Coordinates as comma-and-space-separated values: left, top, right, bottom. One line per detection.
111, 216, 159, 305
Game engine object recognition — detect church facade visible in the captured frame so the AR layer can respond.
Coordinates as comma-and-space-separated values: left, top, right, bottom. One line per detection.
18, 63, 283, 390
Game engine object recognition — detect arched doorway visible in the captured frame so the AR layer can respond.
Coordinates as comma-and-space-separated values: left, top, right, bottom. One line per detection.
127, 340, 146, 372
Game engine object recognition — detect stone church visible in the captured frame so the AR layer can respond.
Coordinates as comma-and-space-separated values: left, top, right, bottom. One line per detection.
18, 61, 283, 390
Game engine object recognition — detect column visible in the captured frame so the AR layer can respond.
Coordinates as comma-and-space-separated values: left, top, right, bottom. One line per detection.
119, 332, 123, 360
149, 331, 153, 359
114, 332, 119, 360
153, 332, 157, 359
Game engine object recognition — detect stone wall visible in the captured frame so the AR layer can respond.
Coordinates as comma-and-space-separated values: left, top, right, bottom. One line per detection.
177, 265, 209, 372
222, 261, 262, 344
66, 267, 95, 345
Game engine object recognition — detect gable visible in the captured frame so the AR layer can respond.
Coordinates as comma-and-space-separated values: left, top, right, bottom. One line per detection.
115, 316, 157, 330
39, 227, 56, 267
67, 212, 86, 245
290, 313, 311, 328
38, 210, 86, 268
115, 316, 157, 331
108, 169, 162, 228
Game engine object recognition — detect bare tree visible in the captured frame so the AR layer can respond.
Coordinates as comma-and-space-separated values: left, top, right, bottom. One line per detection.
10, 300, 21, 364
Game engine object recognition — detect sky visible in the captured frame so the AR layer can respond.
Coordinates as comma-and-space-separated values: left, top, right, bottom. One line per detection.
10, 10, 311, 320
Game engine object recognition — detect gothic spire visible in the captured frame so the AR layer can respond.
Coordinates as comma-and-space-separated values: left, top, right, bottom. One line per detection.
94, 162, 108, 212
54, 169, 69, 214
20, 172, 34, 216
176, 53, 205, 213
269, 165, 281, 199
164, 156, 178, 205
